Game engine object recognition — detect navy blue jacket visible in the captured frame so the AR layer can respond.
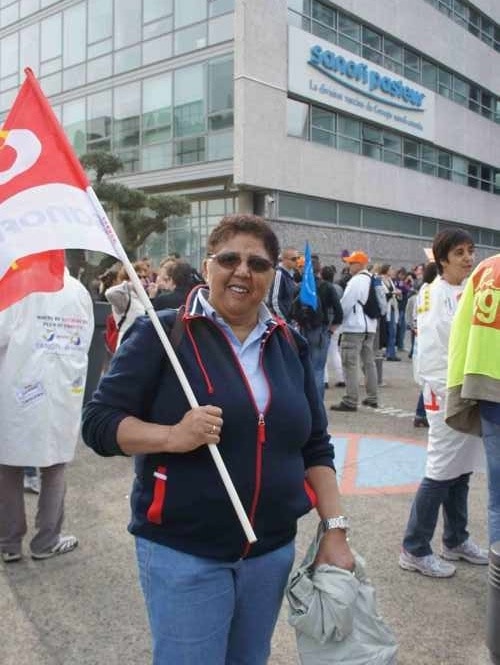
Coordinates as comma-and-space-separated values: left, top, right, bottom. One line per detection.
82, 289, 334, 561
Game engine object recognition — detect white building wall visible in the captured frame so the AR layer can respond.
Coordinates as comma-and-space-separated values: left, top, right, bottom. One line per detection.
234, 0, 500, 234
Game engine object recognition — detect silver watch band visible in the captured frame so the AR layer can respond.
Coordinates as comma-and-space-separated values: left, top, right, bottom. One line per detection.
321, 516, 350, 532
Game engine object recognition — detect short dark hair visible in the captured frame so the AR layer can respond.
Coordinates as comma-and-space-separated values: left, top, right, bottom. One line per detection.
207, 214, 279, 265
422, 262, 438, 285
321, 265, 334, 282
432, 228, 474, 275
168, 260, 195, 290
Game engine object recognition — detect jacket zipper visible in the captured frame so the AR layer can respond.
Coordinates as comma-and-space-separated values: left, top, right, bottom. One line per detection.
184, 315, 280, 557
206, 323, 277, 557
241, 412, 267, 558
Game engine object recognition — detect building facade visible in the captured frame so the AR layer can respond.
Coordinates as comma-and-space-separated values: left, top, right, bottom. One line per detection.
1, 0, 499, 269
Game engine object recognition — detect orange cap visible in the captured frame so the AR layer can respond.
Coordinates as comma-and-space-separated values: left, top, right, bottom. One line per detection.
343, 250, 369, 264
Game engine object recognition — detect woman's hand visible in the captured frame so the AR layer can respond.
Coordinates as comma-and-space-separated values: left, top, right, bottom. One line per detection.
167, 405, 223, 453
314, 529, 355, 572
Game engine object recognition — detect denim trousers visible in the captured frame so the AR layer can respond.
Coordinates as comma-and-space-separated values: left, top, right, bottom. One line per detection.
302, 325, 331, 401
396, 309, 406, 350
135, 537, 295, 665
402, 473, 470, 557
481, 416, 500, 546
385, 308, 397, 359
415, 391, 426, 419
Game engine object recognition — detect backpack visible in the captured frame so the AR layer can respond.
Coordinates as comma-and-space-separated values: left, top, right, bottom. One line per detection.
291, 279, 325, 331
359, 273, 382, 319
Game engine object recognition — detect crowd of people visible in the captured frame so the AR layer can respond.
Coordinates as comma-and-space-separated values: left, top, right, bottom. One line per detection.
0, 215, 498, 664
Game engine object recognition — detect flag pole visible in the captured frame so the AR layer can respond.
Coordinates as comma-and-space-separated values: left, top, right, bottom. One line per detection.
86, 187, 257, 544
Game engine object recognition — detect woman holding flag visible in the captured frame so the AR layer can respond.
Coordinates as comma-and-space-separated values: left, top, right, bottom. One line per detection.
83, 214, 353, 665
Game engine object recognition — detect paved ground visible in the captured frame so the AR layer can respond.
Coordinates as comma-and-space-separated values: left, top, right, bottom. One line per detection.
0, 354, 493, 664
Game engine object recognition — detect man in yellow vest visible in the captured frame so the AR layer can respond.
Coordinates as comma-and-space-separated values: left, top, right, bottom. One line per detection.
446, 253, 500, 546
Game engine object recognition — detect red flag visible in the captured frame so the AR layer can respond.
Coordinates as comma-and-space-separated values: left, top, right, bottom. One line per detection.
0, 250, 65, 311
0, 68, 119, 282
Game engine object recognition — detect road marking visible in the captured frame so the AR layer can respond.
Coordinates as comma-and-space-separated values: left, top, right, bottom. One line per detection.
330, 433, 427, 496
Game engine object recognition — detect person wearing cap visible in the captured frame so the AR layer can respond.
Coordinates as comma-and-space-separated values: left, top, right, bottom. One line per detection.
331, 251, 378, 412
267, 247, 299, 323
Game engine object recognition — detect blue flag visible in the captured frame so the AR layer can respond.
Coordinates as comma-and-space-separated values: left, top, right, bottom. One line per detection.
299, 242, 317, 309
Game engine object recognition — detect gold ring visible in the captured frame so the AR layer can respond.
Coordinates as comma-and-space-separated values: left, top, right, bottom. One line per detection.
211, 424, 216, 434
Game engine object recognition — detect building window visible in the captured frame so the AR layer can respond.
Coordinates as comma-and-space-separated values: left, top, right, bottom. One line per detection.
87, 90, 112, 152
277, 192, 500, 249
88, 0, 113, 43
174, 63, 206, 138
41, 13, 61, 62
0, 0, 236, 101
311, 106, 335, 145
290, 98, 500, 197
288, 0, 500, 124
143, 72, 172, 146
423, 0, 500, 53
174, 0, 207, 28
337, 116, 360, 154
113, 82, 141, 171
63, 98, 86, 155
144, 0, 173, 23
53, 54, 233, 173
288, 98, 310, 139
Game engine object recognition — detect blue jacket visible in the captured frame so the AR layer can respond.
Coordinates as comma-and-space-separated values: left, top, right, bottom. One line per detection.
82, 288, 334, 561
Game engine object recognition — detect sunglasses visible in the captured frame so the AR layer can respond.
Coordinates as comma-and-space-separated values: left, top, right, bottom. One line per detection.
208, 251, 274, 273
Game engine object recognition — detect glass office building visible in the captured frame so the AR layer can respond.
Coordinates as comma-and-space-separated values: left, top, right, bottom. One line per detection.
0, 0, 498, 268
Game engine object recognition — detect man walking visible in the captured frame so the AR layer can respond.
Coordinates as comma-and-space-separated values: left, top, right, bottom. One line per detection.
0, 268, 94, 563
331, 251, 378, 412
267, 246, 299, 323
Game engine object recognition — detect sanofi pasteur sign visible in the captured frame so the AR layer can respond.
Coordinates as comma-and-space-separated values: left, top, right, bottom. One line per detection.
288, 25, 435, 141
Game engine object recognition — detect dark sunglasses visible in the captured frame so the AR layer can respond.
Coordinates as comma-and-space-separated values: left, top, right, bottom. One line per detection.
208, 251, 274, 273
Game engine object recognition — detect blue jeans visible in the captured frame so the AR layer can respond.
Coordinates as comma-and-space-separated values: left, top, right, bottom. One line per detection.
135, 537, 295, 665
396, 309, 406, 350
481, 416, 500, 545
415, 392, 426, 419
402, 473, 470, 557
385, 309, 397, 359
303, 326, 331, 400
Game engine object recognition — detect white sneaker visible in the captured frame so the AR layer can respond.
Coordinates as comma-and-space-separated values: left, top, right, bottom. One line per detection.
441, 538, 489, 565
31, 535, 78, 560
23, 474, 40, 494
399, 549, 456, 578
1, 551, 22, 563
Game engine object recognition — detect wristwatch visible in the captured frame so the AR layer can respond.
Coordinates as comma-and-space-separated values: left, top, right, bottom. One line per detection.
321, 516, 350, 533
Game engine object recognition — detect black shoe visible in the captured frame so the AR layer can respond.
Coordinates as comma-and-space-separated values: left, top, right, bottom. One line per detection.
324, 382, 330, 390
386, 356, 401, 362
362, 399, 378, 408
413, 416, 429, 428
330, 402, 357, 412
334, 381, 346, 387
